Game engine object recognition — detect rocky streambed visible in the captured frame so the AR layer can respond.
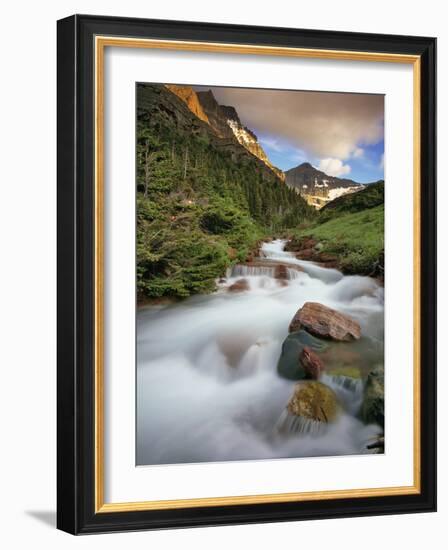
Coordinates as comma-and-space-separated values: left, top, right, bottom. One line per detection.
137, 239, 384, 465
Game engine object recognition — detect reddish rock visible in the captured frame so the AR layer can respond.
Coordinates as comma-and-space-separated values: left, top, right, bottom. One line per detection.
274, 264, 288, 279
317, 253, 339, 268
296, 248, 316, 261
285, 237, 317, 253
300, 346, 324, 379
301, 237, 318, 250
295, 248, 338, 267
289, 302, 361, 341
228, 278, 250, 292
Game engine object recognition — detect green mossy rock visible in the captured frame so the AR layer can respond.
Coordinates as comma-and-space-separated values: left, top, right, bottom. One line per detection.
327, 366, 362, 379
277, 330, 328, 380
361, 364, 384, 428
287, 381, 340, 423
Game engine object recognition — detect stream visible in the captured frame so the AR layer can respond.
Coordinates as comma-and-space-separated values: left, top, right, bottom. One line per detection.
137, 240, 384, 465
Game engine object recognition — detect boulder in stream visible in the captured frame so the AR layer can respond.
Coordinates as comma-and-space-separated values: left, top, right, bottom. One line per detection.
289, 301, 361, 341
287, 381, 340, 423
360, 364, 384, 428
228, 278, 250, 292
277, 330, 328, 380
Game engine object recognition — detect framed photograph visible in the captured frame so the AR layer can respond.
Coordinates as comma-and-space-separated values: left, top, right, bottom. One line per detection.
57, 14, 436, 534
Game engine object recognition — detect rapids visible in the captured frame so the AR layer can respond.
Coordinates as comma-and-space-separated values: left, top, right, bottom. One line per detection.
137, 240, 384, 465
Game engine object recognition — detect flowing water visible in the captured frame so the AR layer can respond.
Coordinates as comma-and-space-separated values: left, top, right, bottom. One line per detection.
137, 240, 384, 465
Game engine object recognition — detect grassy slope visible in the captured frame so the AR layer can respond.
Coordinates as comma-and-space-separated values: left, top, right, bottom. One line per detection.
297, 204, 384, 275
319, 180, 384, 220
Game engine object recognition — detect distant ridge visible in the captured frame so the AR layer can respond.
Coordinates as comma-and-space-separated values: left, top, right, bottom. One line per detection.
285, 162, 372, 209
320, 180, 384, 218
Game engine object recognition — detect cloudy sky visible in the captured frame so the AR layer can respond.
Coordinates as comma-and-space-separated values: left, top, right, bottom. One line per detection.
194, 85, 384, 183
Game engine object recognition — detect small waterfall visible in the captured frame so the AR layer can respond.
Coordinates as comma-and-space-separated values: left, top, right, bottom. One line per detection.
325, 374, 363, 394
286, 268, 302, 280
275, 409, 327, 436
231, 264, 277, 278
322, 374, 364, 416
231, 264, 302, 280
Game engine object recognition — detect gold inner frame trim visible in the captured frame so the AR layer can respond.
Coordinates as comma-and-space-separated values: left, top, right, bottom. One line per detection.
94, 35, 421, 513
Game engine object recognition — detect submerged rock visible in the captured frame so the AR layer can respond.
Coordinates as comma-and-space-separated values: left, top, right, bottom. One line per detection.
299, 346, 324, 380
327, 365, 362, 379
228, 278, 249, 292
274, 264, 289, 280
366, 435, 385, 454
277, 330, 328, 380
287, 381, 340, 423
289, 301, 361, 341
361, 364, 384, 428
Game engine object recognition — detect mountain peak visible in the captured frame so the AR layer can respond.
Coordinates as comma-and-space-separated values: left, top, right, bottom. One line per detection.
165, 85, 209, 124
220, 105, 241, 124
196, 90, 221, 115
285, 162, 363, 209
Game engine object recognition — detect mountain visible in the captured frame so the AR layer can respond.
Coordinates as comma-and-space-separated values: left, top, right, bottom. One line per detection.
285, 162, 366, 209
136, 83, 314, 301
168, 86, 284, 180
155, 85, 281, 182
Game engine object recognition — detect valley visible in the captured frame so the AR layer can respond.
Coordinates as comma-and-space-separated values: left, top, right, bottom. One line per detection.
137, 82, 384, 302
136, 82, 385, 465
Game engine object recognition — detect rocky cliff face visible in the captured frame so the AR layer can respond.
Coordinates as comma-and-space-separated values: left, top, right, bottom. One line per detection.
195, 89, 284, 180
225, 119, 285, 180
143, 84, 284, 183
195, 90, 234, 138
285, 163, 364, 209
165, 85, 210, 124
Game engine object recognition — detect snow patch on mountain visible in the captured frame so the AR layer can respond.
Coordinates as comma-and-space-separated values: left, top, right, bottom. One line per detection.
328, 186, 364, 201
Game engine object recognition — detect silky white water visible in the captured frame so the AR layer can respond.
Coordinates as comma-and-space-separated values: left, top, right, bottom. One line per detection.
137, 240, 384, 465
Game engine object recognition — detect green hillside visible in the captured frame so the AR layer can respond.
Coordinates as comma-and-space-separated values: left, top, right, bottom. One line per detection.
319, 180, 384, 222
294, 204, 384, 276
136, 84, 315, 301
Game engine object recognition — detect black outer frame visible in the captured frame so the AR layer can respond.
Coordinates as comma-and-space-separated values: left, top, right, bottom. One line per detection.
57, 14, 436, 535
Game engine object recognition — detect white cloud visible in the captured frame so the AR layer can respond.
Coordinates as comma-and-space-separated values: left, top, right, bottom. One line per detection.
198, 87, 384, 160
353, 147, 364, 158
317, 158, 351, 177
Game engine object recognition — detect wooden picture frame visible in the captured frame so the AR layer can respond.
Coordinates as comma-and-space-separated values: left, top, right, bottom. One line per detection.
57, 14, 436, 534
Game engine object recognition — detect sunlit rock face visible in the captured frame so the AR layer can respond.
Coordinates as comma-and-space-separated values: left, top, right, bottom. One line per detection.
165, 85, 210, 124
225, 118, 285, 181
